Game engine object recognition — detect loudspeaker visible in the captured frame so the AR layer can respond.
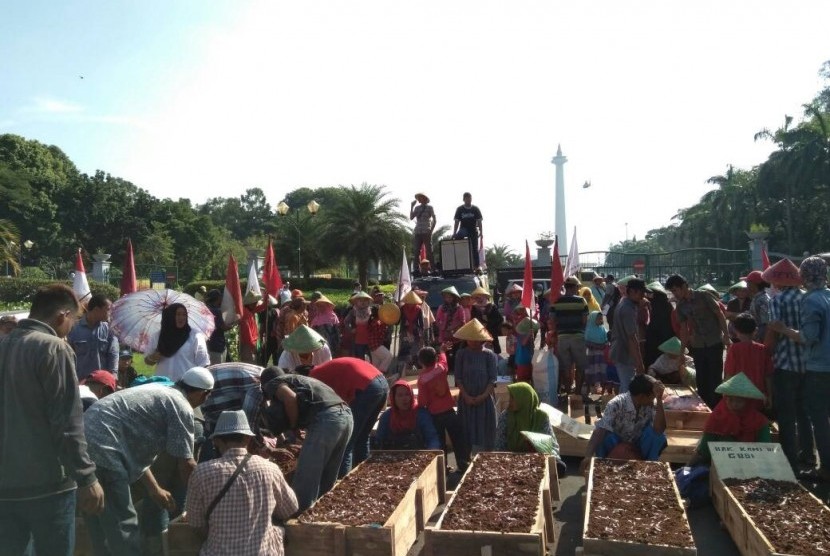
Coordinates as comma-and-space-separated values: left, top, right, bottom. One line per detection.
440, 240, 473, 272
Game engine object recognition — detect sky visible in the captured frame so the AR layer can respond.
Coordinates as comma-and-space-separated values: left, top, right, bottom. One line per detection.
2, 1, 829, 258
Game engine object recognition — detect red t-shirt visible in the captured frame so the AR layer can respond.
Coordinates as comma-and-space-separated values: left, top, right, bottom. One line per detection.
309, 357, 382, 405
724, 341, 773, 408
417, 353, 455, 415
240, 304, 265, 347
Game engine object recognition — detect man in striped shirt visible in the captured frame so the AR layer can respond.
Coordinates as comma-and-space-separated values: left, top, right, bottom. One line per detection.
551, 276, 589, 394
187, 410, 298, 556
766, 259, 814, 472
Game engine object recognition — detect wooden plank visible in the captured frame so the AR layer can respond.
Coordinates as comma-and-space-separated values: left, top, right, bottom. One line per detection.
285, 450, 443, 556
583, 459, 697, 556
428, 453, 549, 556
425, 528, 545, 556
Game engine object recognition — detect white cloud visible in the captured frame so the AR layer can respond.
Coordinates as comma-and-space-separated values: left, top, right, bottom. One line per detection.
28, 96, 84, 114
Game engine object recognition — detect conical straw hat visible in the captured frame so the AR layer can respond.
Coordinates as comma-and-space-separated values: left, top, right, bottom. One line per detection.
715, 372, 765, 400
657, 337, 683, 356
282, 325, 327, 353
401, 290, 423, 305
762, 258, 801, 287
314, 294, 335, 307
471, 286, 491, 297
516, 317, 540, 335
453, 318, 493, 342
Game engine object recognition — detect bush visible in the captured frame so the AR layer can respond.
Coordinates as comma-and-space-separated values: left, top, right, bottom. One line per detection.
183, 277, 358, 297
0, 277, 121, 305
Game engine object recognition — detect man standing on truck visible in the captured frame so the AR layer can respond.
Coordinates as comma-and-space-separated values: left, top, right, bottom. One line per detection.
453, 192, 483, 269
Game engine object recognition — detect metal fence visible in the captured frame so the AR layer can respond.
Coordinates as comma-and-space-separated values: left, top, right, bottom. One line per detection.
579, 248, 750, 287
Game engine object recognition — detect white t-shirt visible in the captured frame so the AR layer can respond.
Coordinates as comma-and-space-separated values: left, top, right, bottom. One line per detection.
148, 330, 210, 382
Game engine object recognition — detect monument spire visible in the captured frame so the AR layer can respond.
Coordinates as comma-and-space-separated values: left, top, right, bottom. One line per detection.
551, 144, 568, 257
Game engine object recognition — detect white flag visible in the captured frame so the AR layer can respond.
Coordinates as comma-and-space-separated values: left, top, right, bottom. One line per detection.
246, 259, 262, 300
395, 249, 411, 302
564, 226, 580, 279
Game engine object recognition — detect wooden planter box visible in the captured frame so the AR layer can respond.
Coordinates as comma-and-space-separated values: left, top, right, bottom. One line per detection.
554, 394, 703, 463
284, 450, 445, 556
709, 442, 830, 556
663, 386, 711, 431
425, 452, 557, 556
582, 458, 697, 556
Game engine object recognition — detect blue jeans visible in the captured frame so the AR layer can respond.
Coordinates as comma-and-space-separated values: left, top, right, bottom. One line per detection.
0, 490, 76, 556
804, 371, 830, 471
774, 369, 815, 468
597, 425, 667, 461
616, 363, 636, 394
340, 375, 390, 477
85, 468, 141, 556
292, 404, 353, 512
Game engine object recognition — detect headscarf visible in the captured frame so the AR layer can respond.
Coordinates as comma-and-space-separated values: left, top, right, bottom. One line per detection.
703, 398, 768, 442
506, 382, 549, 452
579, 287, 601, 313
800, 256, 828, 291
584, 310, 608, 345
389, 380, 419, 433
156, 303, 191, 357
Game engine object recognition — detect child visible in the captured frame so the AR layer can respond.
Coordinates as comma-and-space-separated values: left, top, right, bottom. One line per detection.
724, 313, 773, 411
417, 345, 470, 471
584, 311, 608, 395
648, 336, 695, 385
512, 306, 536, 383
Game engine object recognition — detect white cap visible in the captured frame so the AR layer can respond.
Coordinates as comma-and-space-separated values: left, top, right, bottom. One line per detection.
181, 366, 215, 390
211, 410, 255, 438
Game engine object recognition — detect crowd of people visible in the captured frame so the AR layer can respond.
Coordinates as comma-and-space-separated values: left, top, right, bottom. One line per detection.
2, 215, 830, 555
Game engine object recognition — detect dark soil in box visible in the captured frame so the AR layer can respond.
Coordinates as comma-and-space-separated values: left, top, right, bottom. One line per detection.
724, 478, 830, 555
298, 452, 435, 526
586, 459, 694, 548
441, 453, 546, 533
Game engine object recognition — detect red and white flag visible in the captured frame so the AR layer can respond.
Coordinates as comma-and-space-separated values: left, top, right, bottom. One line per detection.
220, 254, 244, 325
120, 239, 137, 297
521, 240, 535, 313
73, 248, 91, 305
564, 226, 580, 279
262, 238, 283, 302
761, 246, 771, 270
418, 243, 427, 264
396, 249, 412, 302
550, 236, 564, 304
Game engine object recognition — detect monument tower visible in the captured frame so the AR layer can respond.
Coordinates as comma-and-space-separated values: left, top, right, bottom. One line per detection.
551, 144, 568, 255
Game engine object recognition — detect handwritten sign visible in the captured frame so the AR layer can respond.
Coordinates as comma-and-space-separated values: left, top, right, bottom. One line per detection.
541, 403, 594, 440
710, 442, 796, 482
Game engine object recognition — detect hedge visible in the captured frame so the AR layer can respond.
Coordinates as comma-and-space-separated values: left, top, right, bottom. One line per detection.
184, 277, 364, 297
0, 277, 121, 305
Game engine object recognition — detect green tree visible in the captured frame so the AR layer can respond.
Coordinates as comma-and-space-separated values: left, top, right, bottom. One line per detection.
317, 184, 409, 285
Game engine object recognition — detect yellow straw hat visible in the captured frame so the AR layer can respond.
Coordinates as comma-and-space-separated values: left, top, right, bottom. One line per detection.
453, 319, 493, 342
401, 291, 423, 305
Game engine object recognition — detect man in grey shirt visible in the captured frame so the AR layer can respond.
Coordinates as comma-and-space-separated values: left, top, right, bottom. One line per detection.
410, 192, 436, 268
67, 293, 119, 380
610, 278, 647, 394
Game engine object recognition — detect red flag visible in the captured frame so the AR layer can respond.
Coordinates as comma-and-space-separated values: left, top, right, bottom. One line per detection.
521, 240, 534, 311
262, 238, 283, 301
120, 239, 137, 296
220, 253, 244, 325
761, 246, 771, 270
419, 243, 427, 263
550, 236, 564, 304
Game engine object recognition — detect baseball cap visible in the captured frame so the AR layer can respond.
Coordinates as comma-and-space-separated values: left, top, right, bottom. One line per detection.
82, 370, 117, 392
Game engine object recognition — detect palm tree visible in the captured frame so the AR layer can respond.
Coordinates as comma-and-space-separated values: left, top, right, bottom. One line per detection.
318, 183, 410, 286
485, 244, 521, 281
0, 219, 21, 276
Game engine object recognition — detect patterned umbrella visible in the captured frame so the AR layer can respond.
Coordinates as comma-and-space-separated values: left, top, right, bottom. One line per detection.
111, 289, 215, 353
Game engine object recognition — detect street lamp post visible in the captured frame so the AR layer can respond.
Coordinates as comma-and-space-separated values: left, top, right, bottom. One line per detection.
277, 200, 320, 278
20, 240, 33, 270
